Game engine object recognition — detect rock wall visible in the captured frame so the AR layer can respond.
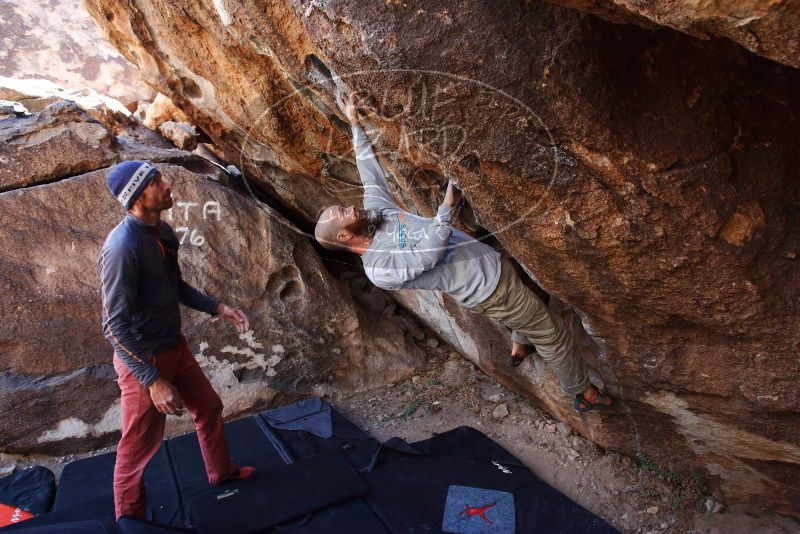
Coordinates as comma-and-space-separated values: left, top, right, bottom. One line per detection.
0, 99, 185, 191
0, 98, 425, 454
0, 0, 154, 106
544, 0, 800, 70
81, 0, 800, 515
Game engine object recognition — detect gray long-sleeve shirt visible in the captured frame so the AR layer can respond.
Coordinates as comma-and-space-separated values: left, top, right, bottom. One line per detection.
98, 214, 219, 386
355, 126, 502, 308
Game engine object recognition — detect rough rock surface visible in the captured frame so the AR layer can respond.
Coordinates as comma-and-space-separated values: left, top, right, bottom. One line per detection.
142, 93, 192, 130
0, 98, 213, 192
0, 100, 425, 453
83, 0, 800, 515
0, 100, 117, 191
544, 0, 800, 69
0, 0, 153, 106
157, 121, 199, 151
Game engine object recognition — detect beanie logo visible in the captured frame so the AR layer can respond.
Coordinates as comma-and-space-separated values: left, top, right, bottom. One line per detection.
117, 162, 155, 207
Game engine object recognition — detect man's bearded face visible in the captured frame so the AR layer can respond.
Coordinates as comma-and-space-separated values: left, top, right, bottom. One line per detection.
339, 206, 382, 237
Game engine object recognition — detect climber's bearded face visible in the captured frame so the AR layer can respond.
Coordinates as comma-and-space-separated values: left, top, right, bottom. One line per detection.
332, 205, 382, 238
314, 205, 382, 250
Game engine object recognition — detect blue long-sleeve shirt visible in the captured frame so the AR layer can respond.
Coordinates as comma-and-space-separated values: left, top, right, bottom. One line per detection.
98, 214, 219, 386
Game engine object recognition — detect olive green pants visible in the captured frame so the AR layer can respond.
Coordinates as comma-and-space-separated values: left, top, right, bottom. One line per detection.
470, 258, 590, 395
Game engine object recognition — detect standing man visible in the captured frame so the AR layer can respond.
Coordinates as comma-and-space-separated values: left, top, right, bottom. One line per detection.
100, 161, 254, 520
315, 93, 613, 413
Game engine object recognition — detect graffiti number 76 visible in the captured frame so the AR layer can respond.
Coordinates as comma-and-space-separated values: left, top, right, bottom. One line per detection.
175, 227, 205, 246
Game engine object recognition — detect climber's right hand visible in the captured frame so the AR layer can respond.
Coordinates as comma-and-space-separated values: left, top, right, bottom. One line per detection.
336, 89, 360, 126
443, 180, 462, 208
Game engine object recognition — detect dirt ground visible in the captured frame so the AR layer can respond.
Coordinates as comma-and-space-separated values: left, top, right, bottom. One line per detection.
3, 344, 799, 534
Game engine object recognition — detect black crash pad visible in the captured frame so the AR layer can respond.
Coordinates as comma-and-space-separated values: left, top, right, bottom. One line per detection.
2, 398, 617, 533
190, 451, 369, 533
1, 519, 119, 534
0, 467, 55, 516
169, 415, 287, 524
53, 446, 178, 525
365, 426, 618, 533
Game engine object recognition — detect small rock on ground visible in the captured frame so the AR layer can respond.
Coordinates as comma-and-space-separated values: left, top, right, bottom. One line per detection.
492, 403, 509, 420
556, 422, 572, 436
706, 498, 725, 514
0, 463, 16, 476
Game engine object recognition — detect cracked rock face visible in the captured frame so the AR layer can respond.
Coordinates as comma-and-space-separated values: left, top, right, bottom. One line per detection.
83, 0, 800, 514
0, 101, 117, 191
0, 98, 205, 192
0, 98, 424, 453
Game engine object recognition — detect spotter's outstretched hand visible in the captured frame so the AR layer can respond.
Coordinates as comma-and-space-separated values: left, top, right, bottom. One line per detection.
217, 303, 250, 334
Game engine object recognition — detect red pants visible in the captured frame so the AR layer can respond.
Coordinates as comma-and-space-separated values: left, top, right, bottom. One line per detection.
113, 337, 236, 519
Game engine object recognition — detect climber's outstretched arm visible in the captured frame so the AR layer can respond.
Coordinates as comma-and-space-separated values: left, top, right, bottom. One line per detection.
337, 90, 395, 210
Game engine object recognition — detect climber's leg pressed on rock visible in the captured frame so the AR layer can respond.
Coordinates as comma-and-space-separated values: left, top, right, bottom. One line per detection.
471, 258, 615, 413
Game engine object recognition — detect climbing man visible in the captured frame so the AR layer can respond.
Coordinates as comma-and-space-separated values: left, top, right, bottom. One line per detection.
99, 160, 255, 520
315, 92, 613, 414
